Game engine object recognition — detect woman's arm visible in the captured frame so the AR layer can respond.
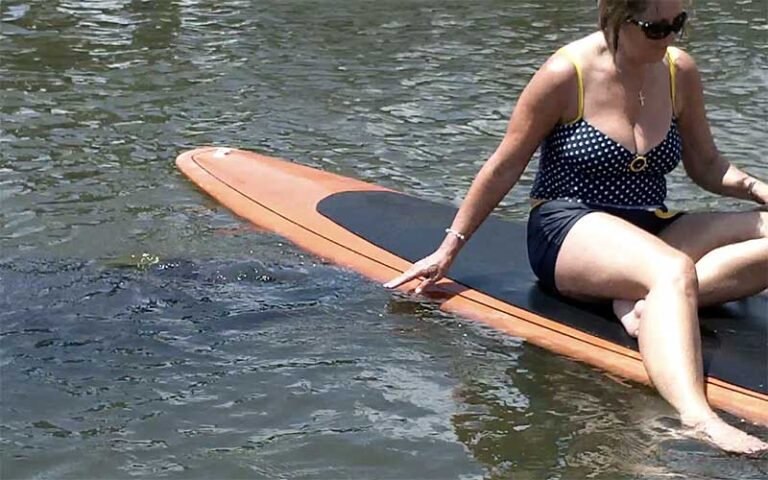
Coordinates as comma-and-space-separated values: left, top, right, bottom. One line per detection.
446, 54, 577, 245
675, 50, 767, 204
385, 53, 577, 291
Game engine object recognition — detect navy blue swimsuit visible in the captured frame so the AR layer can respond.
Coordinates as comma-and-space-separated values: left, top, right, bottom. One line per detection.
526, 47, 685, 293
531, 119, 682, 207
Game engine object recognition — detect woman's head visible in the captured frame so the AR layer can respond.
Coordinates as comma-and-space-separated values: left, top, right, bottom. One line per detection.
599, 0, 687, 53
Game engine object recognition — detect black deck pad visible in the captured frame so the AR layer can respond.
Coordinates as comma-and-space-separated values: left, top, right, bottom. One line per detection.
318, 190, 767, 394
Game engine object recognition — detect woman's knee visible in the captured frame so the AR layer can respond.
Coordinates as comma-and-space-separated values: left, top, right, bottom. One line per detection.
650, 252, 699, 295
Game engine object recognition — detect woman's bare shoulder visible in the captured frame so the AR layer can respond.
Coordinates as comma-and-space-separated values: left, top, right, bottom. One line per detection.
667, 46, 699, 77
536, 33, 603, 82
532, 33, 605, 92
558, 32, 607, 63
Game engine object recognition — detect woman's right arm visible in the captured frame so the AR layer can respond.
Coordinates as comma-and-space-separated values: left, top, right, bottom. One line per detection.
384, 53, 577, 293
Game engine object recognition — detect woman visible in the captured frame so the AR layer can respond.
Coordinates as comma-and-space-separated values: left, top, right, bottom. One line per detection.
385, 0, 768, 454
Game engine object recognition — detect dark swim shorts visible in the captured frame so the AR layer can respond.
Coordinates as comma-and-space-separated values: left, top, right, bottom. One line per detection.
526, 200, 684, 293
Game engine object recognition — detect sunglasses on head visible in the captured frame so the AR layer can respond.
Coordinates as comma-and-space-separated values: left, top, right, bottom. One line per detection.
627, 11, 688, 40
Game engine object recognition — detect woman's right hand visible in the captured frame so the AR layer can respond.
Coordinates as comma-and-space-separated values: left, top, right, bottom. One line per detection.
383, 248, 457, 294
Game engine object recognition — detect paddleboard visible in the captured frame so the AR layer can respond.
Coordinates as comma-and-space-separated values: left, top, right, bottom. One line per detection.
176, 146, 768, 427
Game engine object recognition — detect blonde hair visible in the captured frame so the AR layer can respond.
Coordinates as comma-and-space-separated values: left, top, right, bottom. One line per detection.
598, 0, 650, 51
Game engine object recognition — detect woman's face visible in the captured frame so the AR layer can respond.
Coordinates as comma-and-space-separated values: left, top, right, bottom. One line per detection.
620, 0, 686, 61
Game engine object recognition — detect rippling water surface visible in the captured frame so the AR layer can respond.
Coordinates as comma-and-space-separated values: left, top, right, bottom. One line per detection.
1, 1, 767, 478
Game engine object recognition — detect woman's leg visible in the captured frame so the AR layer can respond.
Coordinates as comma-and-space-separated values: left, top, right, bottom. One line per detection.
555, 212, 767, 454
660, 211, 768, 306
616, 211, 768, 335
694, 238, 768, 305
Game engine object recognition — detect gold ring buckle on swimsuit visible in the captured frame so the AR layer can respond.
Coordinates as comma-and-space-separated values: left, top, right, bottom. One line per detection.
629, 154, 648, 172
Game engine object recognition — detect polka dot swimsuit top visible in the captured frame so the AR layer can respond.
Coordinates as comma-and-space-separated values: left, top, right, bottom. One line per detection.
530, 47, 683, 209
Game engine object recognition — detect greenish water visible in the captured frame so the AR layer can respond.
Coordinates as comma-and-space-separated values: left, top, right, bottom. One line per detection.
1, 1, 767, 478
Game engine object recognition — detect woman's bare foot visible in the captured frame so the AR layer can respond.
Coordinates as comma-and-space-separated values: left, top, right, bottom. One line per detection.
612, 299, 645, 338
684, 415, 768, 454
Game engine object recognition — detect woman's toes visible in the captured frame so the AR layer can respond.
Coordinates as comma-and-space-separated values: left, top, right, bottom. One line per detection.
613, 299, 644, 338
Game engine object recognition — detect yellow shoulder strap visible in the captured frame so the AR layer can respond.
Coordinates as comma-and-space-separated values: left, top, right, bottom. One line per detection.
557, 47, 584, 124
666, 47, 679, 116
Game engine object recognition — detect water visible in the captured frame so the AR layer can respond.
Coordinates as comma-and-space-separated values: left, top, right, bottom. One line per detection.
1, 0, 767, 478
